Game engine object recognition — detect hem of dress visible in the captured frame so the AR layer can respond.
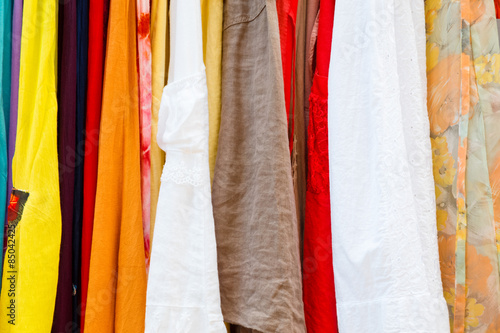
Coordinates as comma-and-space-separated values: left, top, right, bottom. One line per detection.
336, 293, 450, 333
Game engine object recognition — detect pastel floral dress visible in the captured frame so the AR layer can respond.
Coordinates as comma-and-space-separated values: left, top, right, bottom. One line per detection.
426, 0, 500, 331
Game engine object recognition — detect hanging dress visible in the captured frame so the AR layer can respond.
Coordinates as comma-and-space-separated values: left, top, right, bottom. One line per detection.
0, 0, 62, 331
291, 0, 306, 242
212, 0, 306, 331
277, 0, 298, 152
80, 0, 109, 330
145, 0, 225, 331
83, 0, 147, 330
328, 1, 450, 331
72, 0, 89, 325
302, 0, 337, 331
149, 0, 168, 239
426, 0, 500, 330
200, 0, 223, 183
52, 0, 77, 330
146, 0, 226, 333
137, 0, 152, 268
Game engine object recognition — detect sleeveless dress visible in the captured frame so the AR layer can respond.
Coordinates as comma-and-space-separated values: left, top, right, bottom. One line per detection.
145, 0, 225, 331
328, 1, 450, 331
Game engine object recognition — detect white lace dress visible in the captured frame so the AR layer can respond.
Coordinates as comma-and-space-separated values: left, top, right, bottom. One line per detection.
328, 1, 450, 332
145, 0, 226, 331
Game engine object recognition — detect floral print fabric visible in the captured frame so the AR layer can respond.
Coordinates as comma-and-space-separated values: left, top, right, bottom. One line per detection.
426, 0, 500, 331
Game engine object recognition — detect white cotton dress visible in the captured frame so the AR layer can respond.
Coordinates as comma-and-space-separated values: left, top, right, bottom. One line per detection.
328, 1, 450, 332
144, 0, 226, 331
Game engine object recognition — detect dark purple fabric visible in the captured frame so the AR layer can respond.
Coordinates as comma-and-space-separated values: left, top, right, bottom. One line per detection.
52, 0, 77, 331
4, 0, 22, 263
73, 0, 89, 330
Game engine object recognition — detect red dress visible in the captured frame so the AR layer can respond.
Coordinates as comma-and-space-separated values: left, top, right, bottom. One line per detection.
80, 0, 108, 330
302, 0, 338, 332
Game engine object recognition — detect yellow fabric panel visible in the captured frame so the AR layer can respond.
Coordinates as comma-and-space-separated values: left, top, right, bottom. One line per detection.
150, 0, 168, 241
201, 0, 223, 183
0, 0, 61, 332
83, 0, 147, 331
150, 0, 169, 240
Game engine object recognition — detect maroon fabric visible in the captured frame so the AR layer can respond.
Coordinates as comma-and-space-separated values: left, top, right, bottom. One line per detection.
53, 0, 77, 331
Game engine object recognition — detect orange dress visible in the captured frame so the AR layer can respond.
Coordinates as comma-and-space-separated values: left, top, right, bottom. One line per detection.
83, 0, 147, 331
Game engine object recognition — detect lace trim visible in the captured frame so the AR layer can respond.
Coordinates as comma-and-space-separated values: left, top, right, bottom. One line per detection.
161, 161, 206, 187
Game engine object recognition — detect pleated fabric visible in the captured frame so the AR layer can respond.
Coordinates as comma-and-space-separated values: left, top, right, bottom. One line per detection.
80, 0, 109, 330
302, 0, 337, 332
426, 0, 500, 331
73, 0, 88, 328
0, 0, 62, 331
83, 0, 147, 330
213, 0, 306, 331
7, 0, 22, 230
0, 0, 12, 275
149, 0, 168, 240
52, 0, 77, 331
137, 0, 152, 268
201, 0, 223, 183
328, 1, 449, 332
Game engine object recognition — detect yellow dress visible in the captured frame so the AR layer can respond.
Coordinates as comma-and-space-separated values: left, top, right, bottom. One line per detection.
150, 0, 169, 240
0, 0, 61, 332
201, 0, 223, 182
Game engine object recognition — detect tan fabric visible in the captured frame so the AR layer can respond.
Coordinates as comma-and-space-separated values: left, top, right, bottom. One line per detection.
304, 0, 320, 130
292, 0, 307, 252
213, 1, 306, 332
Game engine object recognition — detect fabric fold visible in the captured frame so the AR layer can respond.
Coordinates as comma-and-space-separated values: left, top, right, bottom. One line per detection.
83, 0, 147, 330
0, 0, 62, 331
328, 1, 449, 331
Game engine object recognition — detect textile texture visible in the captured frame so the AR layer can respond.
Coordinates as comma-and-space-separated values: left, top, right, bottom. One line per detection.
201, 0, 223, 183
328, 1, 449, 331
53, 0, 77, 330
80, 0, 109, 330
0, 0, 62, 331
426, 0, 500, 331
302, 0, 337, 332
149, 0, 168, 241
137, 0, 153, 269
83, 0, 147, 330
213, 1, 306, 332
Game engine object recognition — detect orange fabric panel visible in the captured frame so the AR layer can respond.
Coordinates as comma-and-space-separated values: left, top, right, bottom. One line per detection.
83, 0, 147, 331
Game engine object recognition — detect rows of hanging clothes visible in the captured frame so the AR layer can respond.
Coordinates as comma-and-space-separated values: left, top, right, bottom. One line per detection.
0, 0, 500, 332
